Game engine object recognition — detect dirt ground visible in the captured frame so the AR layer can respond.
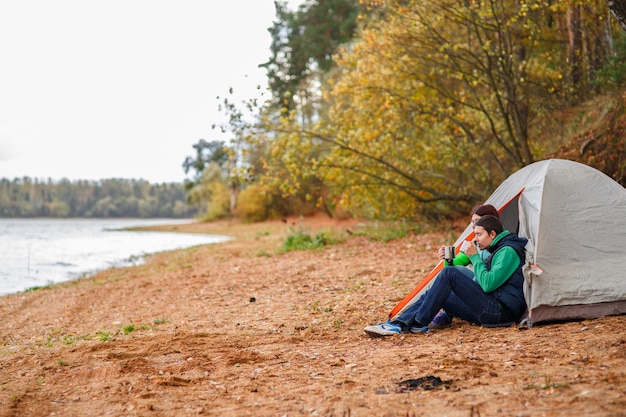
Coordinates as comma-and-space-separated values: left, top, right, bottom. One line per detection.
1, 216, 625, 417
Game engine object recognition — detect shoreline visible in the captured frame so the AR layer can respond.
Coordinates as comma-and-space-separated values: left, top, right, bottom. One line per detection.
0, 218, 233, 297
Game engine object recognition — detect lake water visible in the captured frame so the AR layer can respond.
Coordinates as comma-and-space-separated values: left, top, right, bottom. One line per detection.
0, 218, 231, 296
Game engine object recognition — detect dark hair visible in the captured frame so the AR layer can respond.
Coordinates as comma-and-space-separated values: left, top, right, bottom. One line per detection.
474, 215, 503, 235
472, 203, 499, 219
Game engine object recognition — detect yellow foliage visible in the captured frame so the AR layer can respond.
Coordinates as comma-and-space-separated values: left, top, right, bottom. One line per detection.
248, 0, 613, 221
199, 180, 230, 222
311, 0, 585, 219
235, 184, 273, 223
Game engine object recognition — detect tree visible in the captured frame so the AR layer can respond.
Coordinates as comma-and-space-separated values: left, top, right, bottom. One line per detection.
262, 0, 617, 220
183, 162, 230, 220
0, 177, 194, 218
261, 0, 361, 113
181, 139, 233, 218
182, 139, 228, 178
305, 1, 566, 217
562, 1, 615, 102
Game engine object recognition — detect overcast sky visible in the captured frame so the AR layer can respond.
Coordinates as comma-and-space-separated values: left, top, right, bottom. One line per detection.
0, 1, 300, 183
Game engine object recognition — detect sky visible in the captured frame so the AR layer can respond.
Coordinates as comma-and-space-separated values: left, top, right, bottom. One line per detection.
0, 1, 301, 184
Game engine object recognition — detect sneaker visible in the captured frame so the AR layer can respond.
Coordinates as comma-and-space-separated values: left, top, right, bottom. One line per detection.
428, 310, 452, 330
364, 321, 403, 337
409, 325, 429, 334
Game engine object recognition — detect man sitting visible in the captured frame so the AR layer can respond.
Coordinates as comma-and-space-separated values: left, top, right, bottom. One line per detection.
364, 215, 528, 336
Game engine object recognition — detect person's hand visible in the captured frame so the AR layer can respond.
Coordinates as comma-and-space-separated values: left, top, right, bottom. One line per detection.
437, 246, 445, 260
464, 241, 478, 257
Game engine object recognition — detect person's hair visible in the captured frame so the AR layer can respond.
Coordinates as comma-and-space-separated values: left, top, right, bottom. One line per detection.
474, 215, 503, 235
472, 203, 499, 219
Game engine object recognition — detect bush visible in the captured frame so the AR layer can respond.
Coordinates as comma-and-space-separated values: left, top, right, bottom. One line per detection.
281, 226, 333, 252
235, 184, 275, 223
199, 181, 230, 222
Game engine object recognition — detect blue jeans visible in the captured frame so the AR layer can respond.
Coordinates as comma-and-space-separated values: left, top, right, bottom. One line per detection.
392, 266, 510, 329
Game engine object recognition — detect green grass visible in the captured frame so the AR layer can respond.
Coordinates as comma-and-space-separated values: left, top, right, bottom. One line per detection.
96, 331, 112, 341
22, 285, 52, 293
62, 334, 91, 345
279, 219, 428, 252
280, 226, 340, 252
122, 324, 135, 335
26, 319, 169, 350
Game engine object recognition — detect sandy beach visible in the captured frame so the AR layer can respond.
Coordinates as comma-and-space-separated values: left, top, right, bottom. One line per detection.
1, 216, 625, 416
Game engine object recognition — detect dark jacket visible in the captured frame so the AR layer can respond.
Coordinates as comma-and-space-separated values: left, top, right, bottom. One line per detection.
470, 230, 528, 321
482, 232, 528, 320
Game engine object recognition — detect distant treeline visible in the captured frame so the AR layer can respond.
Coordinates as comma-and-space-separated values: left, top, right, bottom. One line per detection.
0, 177, 197, 218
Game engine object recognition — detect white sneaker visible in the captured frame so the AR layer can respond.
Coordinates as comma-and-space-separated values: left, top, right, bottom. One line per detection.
364, 321, 403, 336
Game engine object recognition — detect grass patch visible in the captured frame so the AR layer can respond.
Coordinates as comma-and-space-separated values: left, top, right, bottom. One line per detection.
62, 334, 91, 345
96, 331, 112, 341
22, 285, 51, 293
280, 226, 340, 252
122, 324, 135, 335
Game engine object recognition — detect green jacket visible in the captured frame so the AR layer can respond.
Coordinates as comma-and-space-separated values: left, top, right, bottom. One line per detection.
469, 230, 523, 293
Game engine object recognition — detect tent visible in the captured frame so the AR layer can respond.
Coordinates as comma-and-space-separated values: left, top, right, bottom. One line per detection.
389, 159, 626, 326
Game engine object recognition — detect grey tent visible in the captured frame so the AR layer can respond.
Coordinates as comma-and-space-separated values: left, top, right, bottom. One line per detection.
389, 159, 626, 326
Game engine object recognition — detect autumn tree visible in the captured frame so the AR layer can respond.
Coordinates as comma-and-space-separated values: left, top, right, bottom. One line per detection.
204, 0, 363, 221
182, 139, 233, 219
263, 0, 619, 220
219, 90, 333, 220
262, 0, 361, 119
220, 0, 621, 221
561, 0, 616, 102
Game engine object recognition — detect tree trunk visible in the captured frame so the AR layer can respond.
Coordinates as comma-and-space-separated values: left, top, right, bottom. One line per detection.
585, 1, 613, 91
229, 181, 238, 215
567, 5, 583, 103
